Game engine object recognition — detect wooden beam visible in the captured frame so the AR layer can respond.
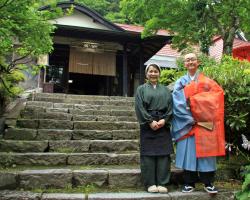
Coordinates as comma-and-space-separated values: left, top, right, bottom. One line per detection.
122, 43, 128, 96
139, 45, 144, 85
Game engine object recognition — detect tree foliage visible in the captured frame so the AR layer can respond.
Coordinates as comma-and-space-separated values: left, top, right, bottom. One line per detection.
0, 0, 61, 112
71, 0, 127, 22
120, 0, 250, 55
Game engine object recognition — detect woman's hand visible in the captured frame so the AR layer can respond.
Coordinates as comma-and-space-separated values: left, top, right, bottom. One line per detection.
157, 119, 165, 128
149, 120, 160, 131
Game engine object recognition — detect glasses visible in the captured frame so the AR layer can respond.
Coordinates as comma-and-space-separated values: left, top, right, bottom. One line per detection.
184, 57, 197, 62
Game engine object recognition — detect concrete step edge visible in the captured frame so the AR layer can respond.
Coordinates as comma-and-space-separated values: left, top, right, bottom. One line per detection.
0, 190, 238, 200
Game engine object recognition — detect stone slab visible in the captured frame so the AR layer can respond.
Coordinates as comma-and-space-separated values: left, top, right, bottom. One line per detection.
88, 192, 171, 200
4, 128, 37, 140
37, 129, 72, 140
112, 130, 139, 140
16, 119, 39, 129
72, 130, 113, 140
110, 110, 135, 117
88, 191, 237, 200
35, 93, 66, 99
39, 112, 72, 120
0, 190, 41, 200
46, 108, 69, 113
19, 169, 72, 189
67, 153, 139, 165
89, 140, 139, 153
53, 103, 74, 109
168, 191, 236, 200
0, 153, 67, 166
20, 107, 45, 119
72, 115, 97, 121
26, 101, 53, 108
42, 193, 85, 200
0, 172, 17, 189
108, 169, 141, 188
73, 121, 138, 130
73, 169, 108, 187
39, 120, 73, 129
0, 140, 48, 152
49, 140, 90, 152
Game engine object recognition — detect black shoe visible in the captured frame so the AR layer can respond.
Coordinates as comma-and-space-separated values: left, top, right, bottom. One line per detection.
204, 185, 218, 194
182, 185, 195, 193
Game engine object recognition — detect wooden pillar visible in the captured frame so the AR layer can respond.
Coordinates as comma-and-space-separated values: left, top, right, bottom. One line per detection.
139, 45, 144, 84
122, 43, 128, 97
64, 63, 69, 93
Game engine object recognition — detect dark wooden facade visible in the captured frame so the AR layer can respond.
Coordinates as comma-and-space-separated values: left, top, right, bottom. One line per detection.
40, 1, 171, 96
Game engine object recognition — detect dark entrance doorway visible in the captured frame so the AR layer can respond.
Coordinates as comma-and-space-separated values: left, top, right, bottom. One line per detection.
47, 44, 69, 93
68, 73, 115, 95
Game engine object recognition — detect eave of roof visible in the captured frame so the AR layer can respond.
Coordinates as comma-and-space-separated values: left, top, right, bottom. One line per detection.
115, 23, 170, 36
54, 24, 171, 43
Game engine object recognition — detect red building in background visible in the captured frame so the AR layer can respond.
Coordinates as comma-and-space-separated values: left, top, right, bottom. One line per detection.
209, 35, 250, 62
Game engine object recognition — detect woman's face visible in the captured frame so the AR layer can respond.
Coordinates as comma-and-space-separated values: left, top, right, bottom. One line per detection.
146, 65, 160, 84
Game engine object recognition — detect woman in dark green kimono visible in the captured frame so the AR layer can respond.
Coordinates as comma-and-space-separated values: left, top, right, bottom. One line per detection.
135, 63, 174, 193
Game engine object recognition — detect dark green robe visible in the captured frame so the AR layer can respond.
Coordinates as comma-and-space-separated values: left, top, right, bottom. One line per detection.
135, 82, 174, 156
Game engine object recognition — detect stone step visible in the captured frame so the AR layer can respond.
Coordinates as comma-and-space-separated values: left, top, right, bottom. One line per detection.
33, 93, 135, 101
15, 119, 139, 130
22, 105, 136, 117
0, 189, 237, 200
0, 167, 185, 190
4, 128, 139, 140
0, 163, 237, 190
0, 139, 139, 153
20, 111, 137, 122
27, 98, 134, 108
0, 190, 237, 200
36, 98, 135, 106
0, 152, 139, 166
0, 168, 144, 190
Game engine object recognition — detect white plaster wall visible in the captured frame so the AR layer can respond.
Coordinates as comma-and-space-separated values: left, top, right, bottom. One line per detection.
50, 10, 111, 30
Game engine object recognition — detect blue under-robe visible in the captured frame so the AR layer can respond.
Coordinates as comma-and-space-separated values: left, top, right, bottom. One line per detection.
172, 73, 216, 172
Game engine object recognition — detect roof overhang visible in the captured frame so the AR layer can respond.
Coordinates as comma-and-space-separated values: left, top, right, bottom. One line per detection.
145, 55, 178, 69
53, 24, 172, 63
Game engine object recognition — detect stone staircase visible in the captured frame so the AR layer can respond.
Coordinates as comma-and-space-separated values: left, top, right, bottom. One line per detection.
0, 93, 237, 199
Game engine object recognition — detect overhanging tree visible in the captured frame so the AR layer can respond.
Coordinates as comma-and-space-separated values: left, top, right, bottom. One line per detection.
120, 0, 250, 55
0, 0, 62, 112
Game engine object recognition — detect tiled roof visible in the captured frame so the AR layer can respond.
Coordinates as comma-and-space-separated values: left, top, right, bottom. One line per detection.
156, 44, 181, 57
115, 23, 179, 57
115, 23, 170, 36
233, 38, 250, 49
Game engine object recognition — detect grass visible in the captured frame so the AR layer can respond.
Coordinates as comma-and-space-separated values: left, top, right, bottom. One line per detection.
19, 180, 242, 194
30, 184, 144, 194
0, 164, 140, 172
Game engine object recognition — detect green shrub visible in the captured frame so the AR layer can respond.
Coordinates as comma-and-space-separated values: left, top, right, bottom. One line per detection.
159, 69, 185, 86
236, 165, 250, 200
